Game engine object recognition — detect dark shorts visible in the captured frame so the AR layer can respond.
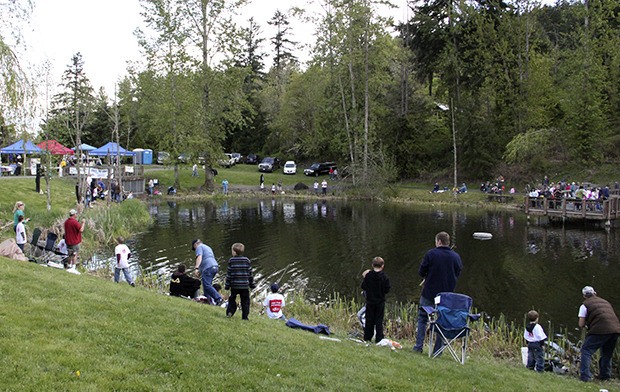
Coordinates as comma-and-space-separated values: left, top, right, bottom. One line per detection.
67, 244, 80, 255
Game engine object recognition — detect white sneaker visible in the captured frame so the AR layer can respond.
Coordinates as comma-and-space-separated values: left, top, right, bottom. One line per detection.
67, 267, 81, 275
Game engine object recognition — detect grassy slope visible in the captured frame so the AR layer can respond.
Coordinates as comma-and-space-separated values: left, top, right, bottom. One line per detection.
0, 259, 597, 391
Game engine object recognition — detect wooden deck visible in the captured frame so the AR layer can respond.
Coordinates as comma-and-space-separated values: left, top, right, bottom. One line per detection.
524, 196, 620, 225
487, 194, 515, 203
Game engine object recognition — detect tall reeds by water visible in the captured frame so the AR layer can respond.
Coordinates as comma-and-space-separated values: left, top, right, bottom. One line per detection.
279, 292, 619, 379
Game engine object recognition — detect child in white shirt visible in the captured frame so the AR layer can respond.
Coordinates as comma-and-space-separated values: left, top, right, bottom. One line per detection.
263, 283, 286, 320
524, 310, 547, 372
15, 215, 27, 252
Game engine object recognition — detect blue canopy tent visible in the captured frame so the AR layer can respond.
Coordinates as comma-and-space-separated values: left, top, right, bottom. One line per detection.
0, 140, 42, 175
89, 142, 136, 157
72, 143, 97, 152
0, 140, 43, 154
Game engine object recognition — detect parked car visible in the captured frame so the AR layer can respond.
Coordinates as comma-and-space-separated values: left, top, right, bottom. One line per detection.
304, 162, 336, 176
157, 151, 170, 165
230, 153, 242, 164
258, 157, 281, 172
178, 153, 191, 164
218, 153, 235, 168
283, 161, 297, 175
245, 153, 260, 164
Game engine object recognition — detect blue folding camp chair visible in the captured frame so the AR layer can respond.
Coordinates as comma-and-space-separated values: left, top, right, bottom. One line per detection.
422, 292, 480, 364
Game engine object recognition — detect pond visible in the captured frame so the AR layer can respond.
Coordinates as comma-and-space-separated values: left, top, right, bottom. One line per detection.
96, 198, 620, 336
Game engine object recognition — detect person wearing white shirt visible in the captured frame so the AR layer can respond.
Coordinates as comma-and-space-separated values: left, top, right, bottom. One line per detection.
523, 310, 547, 372
15, 215, 27, 252
263, 283, 286, 320
114, 237, 135, 286
578, 286, 620, 382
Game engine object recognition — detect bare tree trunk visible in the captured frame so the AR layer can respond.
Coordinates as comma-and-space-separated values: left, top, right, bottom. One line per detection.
338, 76, 355, 185
363, 22, 370, 182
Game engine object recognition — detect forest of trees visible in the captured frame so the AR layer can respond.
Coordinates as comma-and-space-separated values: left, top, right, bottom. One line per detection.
3, 0, 620, 187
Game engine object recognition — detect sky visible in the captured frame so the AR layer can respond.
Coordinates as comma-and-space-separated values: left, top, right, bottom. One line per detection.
24, 0, 409, 102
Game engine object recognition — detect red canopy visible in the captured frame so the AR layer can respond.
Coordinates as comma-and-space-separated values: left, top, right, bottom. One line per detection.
37, 140, 74, 155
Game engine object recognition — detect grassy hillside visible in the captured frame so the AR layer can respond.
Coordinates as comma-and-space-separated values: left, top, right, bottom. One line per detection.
0, 258, 601, 391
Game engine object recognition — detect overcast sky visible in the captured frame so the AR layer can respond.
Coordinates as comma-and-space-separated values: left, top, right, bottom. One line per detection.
25, 0, 408, 101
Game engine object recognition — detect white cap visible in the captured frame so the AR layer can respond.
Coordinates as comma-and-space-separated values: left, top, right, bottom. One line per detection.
582, 286, 595, 296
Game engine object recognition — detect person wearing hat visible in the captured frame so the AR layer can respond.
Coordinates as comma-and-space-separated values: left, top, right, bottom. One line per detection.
64, 209, 85, 270
192, 239, 223, 305
263, 283, 286, 320
578, 285, 620, 382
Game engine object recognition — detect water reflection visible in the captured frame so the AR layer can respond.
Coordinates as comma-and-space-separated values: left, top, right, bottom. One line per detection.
93, 199, 620, 337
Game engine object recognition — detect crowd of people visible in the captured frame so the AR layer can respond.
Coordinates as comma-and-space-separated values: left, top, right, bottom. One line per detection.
10, 195, 620, 383
168, 239, 286, 321
527, 178, 614, 201
360, 231, 620, 383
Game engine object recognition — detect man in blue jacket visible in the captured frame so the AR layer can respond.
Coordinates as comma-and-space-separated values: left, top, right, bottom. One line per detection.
413, 231, 463, 353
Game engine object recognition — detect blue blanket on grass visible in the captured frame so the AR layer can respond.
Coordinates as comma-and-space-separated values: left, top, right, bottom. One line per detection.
285, 318, 331, 335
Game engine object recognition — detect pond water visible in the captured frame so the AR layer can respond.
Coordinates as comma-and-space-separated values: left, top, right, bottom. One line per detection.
99, 198, 620, 336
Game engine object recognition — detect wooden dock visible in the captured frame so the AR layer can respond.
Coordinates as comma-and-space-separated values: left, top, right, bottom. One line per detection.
524, 195, 620, 226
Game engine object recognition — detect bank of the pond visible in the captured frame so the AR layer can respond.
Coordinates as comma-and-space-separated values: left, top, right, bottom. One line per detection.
0, 177, 152, 260
0, 257, 600, 391
1, 176, 613, 385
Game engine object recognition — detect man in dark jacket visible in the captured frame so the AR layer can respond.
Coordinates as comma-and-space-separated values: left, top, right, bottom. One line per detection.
413, 231, 463, 353
578, 286, 620, 382
361, 256, 391, 343
225, 243, 255, 320
169, 264, 201, 298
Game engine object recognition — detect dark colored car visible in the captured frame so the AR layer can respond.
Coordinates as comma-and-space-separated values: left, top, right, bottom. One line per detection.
245, 154, 260, 164
304, 162, 337, 176
258, 157, 281, 172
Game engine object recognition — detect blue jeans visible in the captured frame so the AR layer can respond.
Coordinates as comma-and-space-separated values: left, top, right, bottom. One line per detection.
527, 341, 545, 372
114, 267, 133, 285
201, 266, 222, 302
580, 333, 619, 381
414, 296, 443, 353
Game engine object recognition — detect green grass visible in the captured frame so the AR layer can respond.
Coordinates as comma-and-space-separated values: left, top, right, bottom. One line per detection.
146, 163, 332, 193
0, 258, 602, 391
0, 176, 152, 258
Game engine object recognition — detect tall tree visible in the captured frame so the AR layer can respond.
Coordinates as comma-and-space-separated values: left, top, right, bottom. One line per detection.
268, 10, 298, 73
0, 0, 34, 128
45, 52, 95, 202
226, 17, 268, 154
138, 0, 194, 188
310, 0, 398, 184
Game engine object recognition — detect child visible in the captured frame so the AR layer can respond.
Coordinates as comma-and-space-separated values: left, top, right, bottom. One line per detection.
361, 256, 391, 343
170, 264, 201, 298
263, 283, 286, 320
114, 237, 135, 286
524, 310, 547, 372
15, 215, 27, 252
225, 243, 255, 320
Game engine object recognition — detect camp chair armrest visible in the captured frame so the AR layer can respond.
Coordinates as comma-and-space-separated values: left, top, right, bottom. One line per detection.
469, 313, 481, 321
422, 306, 436, 315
